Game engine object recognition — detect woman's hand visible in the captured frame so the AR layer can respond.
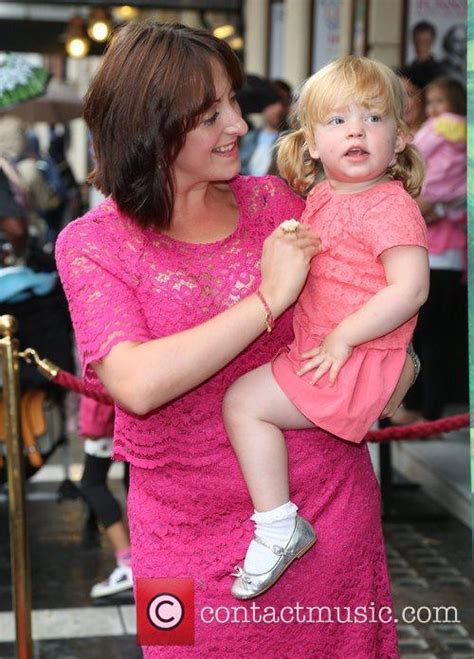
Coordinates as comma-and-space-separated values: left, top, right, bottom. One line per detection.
379, 352, 416, 418
259, 225, 320, 316
296, 328, 353, 385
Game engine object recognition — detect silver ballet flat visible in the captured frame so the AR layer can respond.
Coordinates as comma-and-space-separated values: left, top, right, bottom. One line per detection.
230, 515, 317, 600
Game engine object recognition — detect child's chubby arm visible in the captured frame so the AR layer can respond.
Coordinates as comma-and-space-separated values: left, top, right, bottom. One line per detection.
297, 245, 429, 385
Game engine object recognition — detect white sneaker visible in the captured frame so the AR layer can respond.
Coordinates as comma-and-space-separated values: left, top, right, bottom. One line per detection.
90, 564, 133, 598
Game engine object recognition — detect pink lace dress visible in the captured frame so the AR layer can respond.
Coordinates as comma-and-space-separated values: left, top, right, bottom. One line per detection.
56, 175, 399, 658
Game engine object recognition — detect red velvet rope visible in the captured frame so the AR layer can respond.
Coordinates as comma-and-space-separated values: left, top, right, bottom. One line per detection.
366, 413, 469, 442
52, 368, 469, 442
54, 369, 114, 405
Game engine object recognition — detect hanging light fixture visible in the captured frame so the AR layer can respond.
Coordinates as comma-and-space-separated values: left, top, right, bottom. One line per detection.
113, 5, 140, 22
65, 16, 90, 59
211, 22, 242, 53
88, 8, 113, 43
228, 36, 244, 51
213, 25, 235, 40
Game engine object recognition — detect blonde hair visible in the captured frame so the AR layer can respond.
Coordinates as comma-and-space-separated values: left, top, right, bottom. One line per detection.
277, 56, 424, 196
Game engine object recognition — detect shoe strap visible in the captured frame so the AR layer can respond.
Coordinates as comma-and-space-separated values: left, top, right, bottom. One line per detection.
253, 534, 294, 557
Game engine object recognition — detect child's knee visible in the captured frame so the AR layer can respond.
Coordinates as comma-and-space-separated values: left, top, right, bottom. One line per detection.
222, 377, 253, 425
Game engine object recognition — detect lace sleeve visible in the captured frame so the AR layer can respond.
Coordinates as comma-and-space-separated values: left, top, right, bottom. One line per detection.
55, 217, 152, 385
239, 175, 305, 228
261, 175, 306, 225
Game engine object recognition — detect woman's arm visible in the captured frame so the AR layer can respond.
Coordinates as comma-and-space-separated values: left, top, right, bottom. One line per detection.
298, 245, 429, 384
94, 226, 319, 415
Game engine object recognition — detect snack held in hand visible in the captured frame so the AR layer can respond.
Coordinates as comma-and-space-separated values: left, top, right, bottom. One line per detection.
279, 218, 300, 233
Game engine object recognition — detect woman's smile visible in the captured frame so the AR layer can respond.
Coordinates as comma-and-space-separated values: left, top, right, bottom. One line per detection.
212, 140, 239, 157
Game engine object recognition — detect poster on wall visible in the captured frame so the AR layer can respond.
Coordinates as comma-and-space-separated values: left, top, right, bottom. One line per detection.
351, 0, 368, 56
404, 0, 466, 83
311, 0, 343, 72
269, 1, 285, 79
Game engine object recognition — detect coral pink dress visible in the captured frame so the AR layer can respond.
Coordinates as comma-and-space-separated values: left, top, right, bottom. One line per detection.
273, 180, 427, 442
56, 176, 399, 658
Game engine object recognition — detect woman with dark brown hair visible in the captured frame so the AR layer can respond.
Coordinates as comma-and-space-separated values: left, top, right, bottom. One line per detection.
56, 21, 412, 656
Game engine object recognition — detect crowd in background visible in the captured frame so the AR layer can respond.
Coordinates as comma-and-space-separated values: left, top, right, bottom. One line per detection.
392, 21, 467, 425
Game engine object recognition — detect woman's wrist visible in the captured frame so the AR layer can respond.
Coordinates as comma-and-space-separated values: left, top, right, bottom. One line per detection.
255, 289, 275, 333
257, 284, 288, 319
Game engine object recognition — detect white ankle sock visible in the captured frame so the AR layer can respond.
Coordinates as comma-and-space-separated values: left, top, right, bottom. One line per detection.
243, 501, 298, 574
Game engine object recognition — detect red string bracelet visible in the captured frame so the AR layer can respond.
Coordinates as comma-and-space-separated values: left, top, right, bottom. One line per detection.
255, 289, 275, 333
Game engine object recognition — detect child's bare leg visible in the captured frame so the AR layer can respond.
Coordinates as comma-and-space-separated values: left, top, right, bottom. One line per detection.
223, 362, 315, 512
223, 363, 316, 578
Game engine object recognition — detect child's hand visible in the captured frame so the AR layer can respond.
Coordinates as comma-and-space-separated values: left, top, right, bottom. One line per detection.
297, 330, 353, 385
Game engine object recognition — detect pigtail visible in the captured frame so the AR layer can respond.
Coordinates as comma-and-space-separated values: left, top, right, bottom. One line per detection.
276, 128, 320, 195
389, 143, 425, 198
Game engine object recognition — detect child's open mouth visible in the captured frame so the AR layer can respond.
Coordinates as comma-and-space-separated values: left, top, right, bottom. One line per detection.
345, 147, 368, 157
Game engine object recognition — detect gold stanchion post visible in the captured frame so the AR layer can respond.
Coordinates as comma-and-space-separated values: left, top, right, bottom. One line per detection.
0, 315, 33, 659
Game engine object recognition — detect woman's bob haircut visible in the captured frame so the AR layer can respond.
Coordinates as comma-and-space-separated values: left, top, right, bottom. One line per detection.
84, 21, 243, 229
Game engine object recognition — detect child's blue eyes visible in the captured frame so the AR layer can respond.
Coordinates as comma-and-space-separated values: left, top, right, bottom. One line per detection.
327, 114, 382, 125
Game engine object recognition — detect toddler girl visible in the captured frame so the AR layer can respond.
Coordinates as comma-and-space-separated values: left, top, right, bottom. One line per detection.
224, 56, 430, 599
